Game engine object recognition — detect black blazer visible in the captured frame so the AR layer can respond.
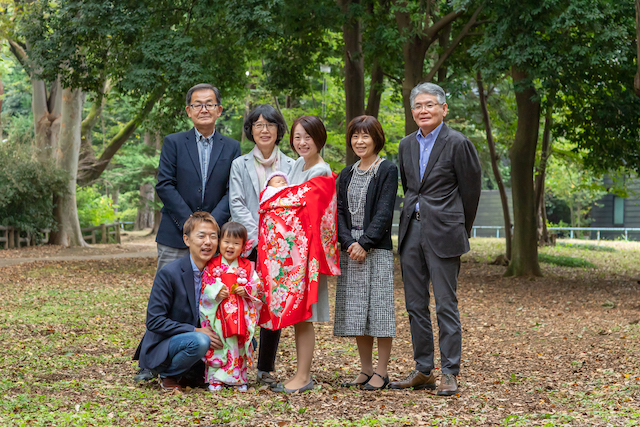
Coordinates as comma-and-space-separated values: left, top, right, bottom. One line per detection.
337, 159, 398, 252
397, 124, 481, 258
155, 128, 241, 248
136, 254, 200, 371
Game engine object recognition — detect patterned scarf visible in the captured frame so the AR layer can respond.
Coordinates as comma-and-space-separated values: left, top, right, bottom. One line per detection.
252, 145, 280, 189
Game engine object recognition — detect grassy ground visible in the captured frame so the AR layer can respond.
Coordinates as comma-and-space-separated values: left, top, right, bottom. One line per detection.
0, 238, 639, 426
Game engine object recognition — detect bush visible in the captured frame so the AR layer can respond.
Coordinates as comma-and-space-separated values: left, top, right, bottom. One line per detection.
76, 186, 117, 228
0, 142, 69, 234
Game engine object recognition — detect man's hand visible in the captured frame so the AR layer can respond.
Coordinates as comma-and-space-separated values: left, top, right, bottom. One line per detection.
347, 242, 367, 261
234, 286, 248, 298
195, 325, 223, 349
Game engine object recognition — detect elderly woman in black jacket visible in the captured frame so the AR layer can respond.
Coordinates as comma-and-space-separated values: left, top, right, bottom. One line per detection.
334, 115, 398, 391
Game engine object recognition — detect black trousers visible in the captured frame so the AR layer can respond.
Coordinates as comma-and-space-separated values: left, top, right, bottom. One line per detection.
400, 218, 462, 375
247, 248, 281, 372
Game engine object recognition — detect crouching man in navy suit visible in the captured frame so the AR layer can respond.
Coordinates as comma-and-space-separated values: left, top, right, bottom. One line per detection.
135, 212, 223, 391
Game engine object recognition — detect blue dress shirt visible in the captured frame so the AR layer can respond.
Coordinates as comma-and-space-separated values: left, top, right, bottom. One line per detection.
416, 122, 444, 212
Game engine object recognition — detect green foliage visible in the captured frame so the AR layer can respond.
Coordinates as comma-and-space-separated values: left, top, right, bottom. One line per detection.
0, 142, 68, 234
76, 186, 116, 229
538, 253, 596, 268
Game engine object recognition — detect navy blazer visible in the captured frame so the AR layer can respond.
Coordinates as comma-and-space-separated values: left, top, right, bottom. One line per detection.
156, 128, 241, 248
136, 254, 200, 371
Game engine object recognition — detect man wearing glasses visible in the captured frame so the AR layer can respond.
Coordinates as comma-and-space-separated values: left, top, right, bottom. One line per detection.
134, 83, 239, 383
391, 82, 481, 396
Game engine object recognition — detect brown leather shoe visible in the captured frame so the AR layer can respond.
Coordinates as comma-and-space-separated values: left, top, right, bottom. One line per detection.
160, 376, 183, 392
437, 373, 458, 396
389, 370, 436, 390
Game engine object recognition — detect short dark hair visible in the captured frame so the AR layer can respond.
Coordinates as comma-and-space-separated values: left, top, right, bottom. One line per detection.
289, 115, 327, 152
243, 105, 288, 145
183, 211, 219, 237
186, 84, 221, 106
346, 115, 386, 154
220, 221, 248, 246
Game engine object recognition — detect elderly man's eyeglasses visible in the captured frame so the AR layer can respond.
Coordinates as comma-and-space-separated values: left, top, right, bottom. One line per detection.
189, 103, 219, 111
412, 102, 441, 112
253, 122, 278, 131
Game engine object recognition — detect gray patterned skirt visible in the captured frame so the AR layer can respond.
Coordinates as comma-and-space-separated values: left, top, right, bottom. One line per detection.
333, 233, 395, 337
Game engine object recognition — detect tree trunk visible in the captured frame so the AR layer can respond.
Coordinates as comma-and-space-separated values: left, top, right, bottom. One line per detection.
151, 133, 163, 235
50, 88, 88, 247
437, 23, 452, 83
395, 5, 480, 135
635, 0, 640, 97
32, 76, 62, 162
365, 59, 384, 118
339, 0, 365, 165
504, 68, 541, 277
135, 132, 156, 230
535, 100, 553, 246
477, 72, 512, 261
0, 78, 3, 136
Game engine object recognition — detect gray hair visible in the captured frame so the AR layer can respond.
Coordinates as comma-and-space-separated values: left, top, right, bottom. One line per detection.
186, 83, 221, 106
410, 82, 446, 108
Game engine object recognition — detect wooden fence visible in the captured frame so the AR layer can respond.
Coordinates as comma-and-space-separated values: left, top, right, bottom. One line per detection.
0, 223, 121, 249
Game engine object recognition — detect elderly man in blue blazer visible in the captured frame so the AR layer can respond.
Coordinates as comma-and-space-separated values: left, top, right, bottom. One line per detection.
136, 212, 223, 391
155, 83, 241, 272
390, 82, 481, 396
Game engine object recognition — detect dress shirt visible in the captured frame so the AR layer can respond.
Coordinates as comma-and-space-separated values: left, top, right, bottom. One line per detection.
194, 127, 215, 204
189, 255, 204, 309
416, 121, 444, 212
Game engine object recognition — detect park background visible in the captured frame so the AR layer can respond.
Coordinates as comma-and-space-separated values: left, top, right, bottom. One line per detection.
0, 0, 639, 425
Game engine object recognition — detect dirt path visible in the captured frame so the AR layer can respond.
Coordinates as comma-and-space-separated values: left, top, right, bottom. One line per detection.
0, 229, 157, 268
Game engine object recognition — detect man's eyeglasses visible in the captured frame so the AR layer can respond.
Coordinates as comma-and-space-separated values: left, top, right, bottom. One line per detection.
252, 122, 278, 131
411, 103, 441, 112
189, 103, 219, 111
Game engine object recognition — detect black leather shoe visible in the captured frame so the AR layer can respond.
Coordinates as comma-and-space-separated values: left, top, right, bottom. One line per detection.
340, 371, 373, 388
134, 368, 158, 382
363, 372, 389, 391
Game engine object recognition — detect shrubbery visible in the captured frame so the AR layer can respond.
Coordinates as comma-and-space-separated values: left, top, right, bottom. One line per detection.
0, 142, 69, 234
76, 186, 117, 228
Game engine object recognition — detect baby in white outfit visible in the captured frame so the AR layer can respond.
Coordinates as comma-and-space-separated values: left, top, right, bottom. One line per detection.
260, 171, 290, 203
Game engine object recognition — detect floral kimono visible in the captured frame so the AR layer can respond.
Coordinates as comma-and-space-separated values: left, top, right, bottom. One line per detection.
199, 255, 262, 386
258, 174, 340, 330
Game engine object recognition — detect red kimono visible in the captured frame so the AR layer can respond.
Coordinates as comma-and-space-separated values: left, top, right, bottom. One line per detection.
257, 175, 340, 330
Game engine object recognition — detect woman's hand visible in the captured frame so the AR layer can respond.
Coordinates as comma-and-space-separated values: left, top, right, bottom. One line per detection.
234, 286, 248, 298
347, 242, 367, 261
216, 287, 229, 301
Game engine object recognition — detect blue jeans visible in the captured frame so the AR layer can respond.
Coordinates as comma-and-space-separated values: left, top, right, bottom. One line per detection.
159, 332, 210, 378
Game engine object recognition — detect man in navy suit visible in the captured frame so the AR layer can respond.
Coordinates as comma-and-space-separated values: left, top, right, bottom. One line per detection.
155, 83, 241, 272
135, 84, 240, 383
136, 212, 223, 391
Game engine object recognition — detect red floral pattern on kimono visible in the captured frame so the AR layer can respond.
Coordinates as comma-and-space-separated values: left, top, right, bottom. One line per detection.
258, 174, 340, 330
200, 255, 262, 386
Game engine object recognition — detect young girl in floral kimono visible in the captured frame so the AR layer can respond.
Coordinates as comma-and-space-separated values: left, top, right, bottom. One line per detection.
200, 222, 262, 392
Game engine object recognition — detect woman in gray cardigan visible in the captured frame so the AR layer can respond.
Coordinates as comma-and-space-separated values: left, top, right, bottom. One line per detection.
229, 104, 294, 387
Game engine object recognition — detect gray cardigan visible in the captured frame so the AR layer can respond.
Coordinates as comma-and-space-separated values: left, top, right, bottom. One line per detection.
229, 150, 295, 249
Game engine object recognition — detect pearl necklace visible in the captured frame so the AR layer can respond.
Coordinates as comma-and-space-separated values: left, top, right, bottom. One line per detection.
347, 156, 381, 216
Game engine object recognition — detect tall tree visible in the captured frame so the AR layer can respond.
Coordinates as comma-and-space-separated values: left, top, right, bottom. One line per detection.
473, 0, 639, 276
635, 0, 640, 97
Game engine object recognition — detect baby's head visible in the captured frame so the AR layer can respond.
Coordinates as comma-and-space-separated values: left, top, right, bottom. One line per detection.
265, 171, 289, 189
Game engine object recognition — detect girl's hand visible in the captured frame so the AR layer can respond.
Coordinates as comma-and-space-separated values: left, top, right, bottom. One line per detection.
234, 286, 248, 298
347, 242, 367, 261
217, 287, 229, 301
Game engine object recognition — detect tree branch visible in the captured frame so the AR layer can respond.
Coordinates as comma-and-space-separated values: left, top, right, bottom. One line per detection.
424, 3, 484, 82
77, 84, 166, 186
